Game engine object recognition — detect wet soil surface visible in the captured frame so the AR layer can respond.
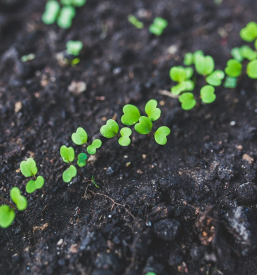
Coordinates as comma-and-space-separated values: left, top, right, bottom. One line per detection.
1, 0, 257, 274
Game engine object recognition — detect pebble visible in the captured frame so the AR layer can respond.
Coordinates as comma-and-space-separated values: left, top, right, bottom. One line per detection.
237, 182, 257, 204
106, 167, 114, 175
153, 218, 180, 241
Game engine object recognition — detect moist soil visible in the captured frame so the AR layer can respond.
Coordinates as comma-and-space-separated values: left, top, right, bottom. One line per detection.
1, 0, 257, 274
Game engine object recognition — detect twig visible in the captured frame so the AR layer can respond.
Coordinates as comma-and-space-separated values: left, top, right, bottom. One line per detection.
0, 195, 17, 209
159, 89, 179, 98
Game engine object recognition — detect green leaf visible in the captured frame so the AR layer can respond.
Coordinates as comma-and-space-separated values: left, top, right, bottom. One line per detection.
170, 66, 187, 83
206, 70, 225, 86
231, 47, 244, 62
57, 6, 76, 29
100, 119, 119, 138
118, 127, 132, 146
60, 145, 75, 163
63, 165, 77, 183
223, 76, 237, 88
20, 158, 38, 177
135, 116, 153, 134
121, 105, 141, 125
66, 41, 83, 56
154, 126, 171, 145
183, 80, 195, 91
0, 205, 15, 228
10, 187, 27, 211
145, 99, 161, 121
185, 67, 194, 79
195, 55, 215, 76
200, 85, 216, 104
171, 83, 187, 95
240, 45, 257, 60
128, 15, 144, 29
184, 52, 193, 66
87, 139, 102, 155
71, 127, 88, 145
179, 92, 196, 110
255, 39, 257, 51
225, 59, 242, 77
149, 17, 168, 36
77, 153, 87, 167
240, 22, 257, 42
247, 60, 257, 79
72, 0, 86, 7
91, 175, 99, 188
26, 176, 45, 194
42, 0, 60, 25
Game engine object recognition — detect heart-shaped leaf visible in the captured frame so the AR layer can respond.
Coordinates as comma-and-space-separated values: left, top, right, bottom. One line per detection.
42, 0, 60, 25
135, 116, 153, 135
200, 85, 216, 104
195, 55, 214, 76
145, 99, 161, 121
154, 126, 171, 145
63, 165, 77, 183
240, 45, 257, 60
0, 205, 15, 228
247, 60, 257, 79
118, 127, 132, 146
121, 105, 141, 125
179, 92, 196, 110
66, 41, 83, 56
171, 81, 194, 95
10, 187, 27, 211
184, 52, 193, 66
231, 47, 244, 62
77, 153, 88, 167
71, 127, 88, 145
240, 21, 257, 42
149, 17, 168, 36
26, 176, 45, 194
57, 6, 76, 29
87, 139, 102, 155
225, 59, 242, 77
206, 70, 225, 86
20, 158, 38, 177
60, 145, 75, 163
223, 76, 237, 88
170, 66, 187, 83
100, 119, 119, 138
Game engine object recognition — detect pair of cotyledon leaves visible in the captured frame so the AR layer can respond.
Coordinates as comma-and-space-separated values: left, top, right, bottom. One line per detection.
170, 67, 194, 95
60, 146, 78, 182
20, 158, 45, 193
149, 17, 168, 36
240, 22, 257, 42
0, 187, 27, 228
225, 58, 257, 79
66, 41, 83, 56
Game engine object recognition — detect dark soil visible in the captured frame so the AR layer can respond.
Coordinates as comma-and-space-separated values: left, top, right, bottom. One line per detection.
1, 0, 257, 274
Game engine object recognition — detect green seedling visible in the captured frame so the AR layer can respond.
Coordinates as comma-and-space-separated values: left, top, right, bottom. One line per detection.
61, 0, 86, 7
72, 127, 88, 145
240, 45, 257, 60
154, 126, 170, 145
183, 50, 204, 66
100, 119, 119, 138
10, 187, 27, 211
77, 153, 87, 167
91, 176, 99, 188
225, 59, 242, 77
206, 70, 225, 86
170, 66, 194, 95
231, 47, 244, 62
21, 53, 35, 62
223, 76, 237, 88
179, 92, 196, 110
42, 0, 60, 25
87, 139, 102, 155
66, 41, 83, 56
135, 116, 153, 134
60, 145, 75, 163
200, 85, 216, 104
118, 127, 132, 146
57, 6, 76, 29
0, 205, 15, 228
240, 21, 257, 42
20, 158, 45, 193
247, 60, 257, 79
121, 105, 141, 125
128, 15, 144, 29
149, 17, 168, 36
195, 55, 215, 76
63, 165, 77, 183
145, 99, 161, 121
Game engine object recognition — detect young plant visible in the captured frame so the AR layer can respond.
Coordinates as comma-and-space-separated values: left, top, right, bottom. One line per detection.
66, 41, 83, 56
225, 59, 242, 77
20, 158, 45, 194
200, 85, 216, 104
240, 21, 257, 42
42, 0, 60, 25
128, 15, 144, 29
247, 60, 257, 79
21, 53, 35, 62
170, 66, 194, 95
57, 6, 76, 29
149, 17, 168, 36
179, 92, 196, 110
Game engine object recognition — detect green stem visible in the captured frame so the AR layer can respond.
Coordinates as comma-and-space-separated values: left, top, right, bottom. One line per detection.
0, 195, 17, 209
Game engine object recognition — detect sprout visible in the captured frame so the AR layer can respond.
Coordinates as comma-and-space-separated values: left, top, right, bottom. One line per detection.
87, 139, 102, 155
10, 187, 27, 211
149, 17, 168, 36
0, 205, 15, 228
200, 85, 216, 104
206, 70, 225, 86
91, 176, 99, 188
72, 127, 88, 145
118, 128, 132, 146
247, 60, 257, 79
183, 50, 204, 66
63, 165, 77, 183
240, 45, 257, 60
225, 59, 242, 77
66, 41, 83, 56
77, 153, 87, 167
135, 116, 153, 134
121, 105, 141, 125
231, 47, 244, 62
61, 0, 86, 7
128, 15, 144, 29
170, 66, 194, 95
223, 76, 237, 88
100, 119, 119, 138
42, 0, 60, 25
179, 92, 196, 110
20, 158, 38, 177
145, 99, 161, 121
154, 126, 170, 145
195, 55, 215, 76
26, 176, 44, 194
57, 6, 76, 29
21, 53, 35, 62
60, 145, 75, 163
240, 22, 257, 42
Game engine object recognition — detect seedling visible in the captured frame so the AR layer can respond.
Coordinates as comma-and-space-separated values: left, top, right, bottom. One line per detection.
149, 17, 168, 36
240, 45, 257, 60
179, 92, 196, 110
154, 126, 171, 145
118, 128, 132, 146
128, 15, 144, 29
183, 50, 204, 66
145, 99, 161, 121
121, 105, 141, 125
87, 139, 102, 155
66, 41, 83, 56
231, 47, 243, 62
63, 165, 77, 183
100, 119, 119, 138
42, 0, 60, 25
72, 127, 88, 145
60, 146, 77, 182
170, 66, 194, 95
135, 116, 153, 135
61, 0, 86, 7
77, 153, 87, 167
206, 70, 225, 86
195, 55, 215, 76
20, 158, 45, 194
225, 59, 242, 77
200, 85, 216, 104
247, 60, 257, 79
57, 6, 76, 29
240, 21, 257, 42
10, 187, 27, 211
223, 76, 237, 88
91, 176, 99, 188
0, 205, 15, 228
21, 53, 35, 62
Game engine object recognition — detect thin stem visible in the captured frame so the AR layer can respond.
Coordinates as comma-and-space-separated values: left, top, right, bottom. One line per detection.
0, 195, 17, 209
41, 188, 46, 195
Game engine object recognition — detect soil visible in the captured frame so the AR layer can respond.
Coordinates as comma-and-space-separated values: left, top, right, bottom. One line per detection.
1, 0, 257, 274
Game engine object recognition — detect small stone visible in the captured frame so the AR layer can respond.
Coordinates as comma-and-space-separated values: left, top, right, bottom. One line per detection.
190, 246, 204, 261
14, 102, 22, 113
153, 218, 180, 241
68, 81, 87, 95
106, 167, 114, 175
57, 239, 63, 246
69, 244, 78, 253
242, 154, 254, 164
237, 182, 257, 204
